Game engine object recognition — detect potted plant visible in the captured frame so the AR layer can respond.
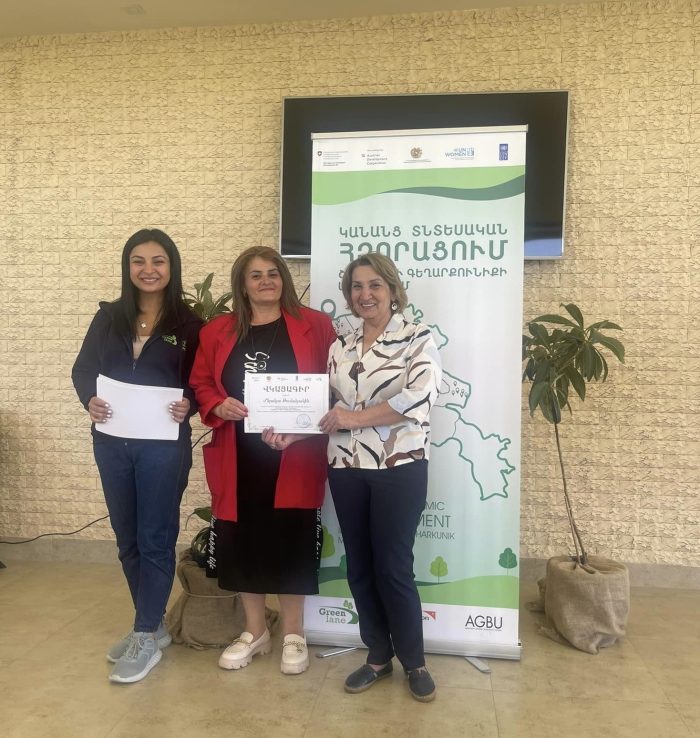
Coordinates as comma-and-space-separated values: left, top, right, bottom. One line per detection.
167, 275, 247, 648
522, 302, 628, 654
181, 272, 233, 565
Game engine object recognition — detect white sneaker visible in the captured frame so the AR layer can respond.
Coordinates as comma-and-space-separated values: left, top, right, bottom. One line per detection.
218, 630, 271, 670
280, 633, 309, 675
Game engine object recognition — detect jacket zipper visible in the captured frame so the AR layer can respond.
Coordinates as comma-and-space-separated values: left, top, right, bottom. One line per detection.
128, 333, 157, 374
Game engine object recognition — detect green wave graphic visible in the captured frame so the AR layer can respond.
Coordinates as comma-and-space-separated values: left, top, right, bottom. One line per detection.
312, 166, 525, 205
319, 574, 519, 609
388, 176, 525, 202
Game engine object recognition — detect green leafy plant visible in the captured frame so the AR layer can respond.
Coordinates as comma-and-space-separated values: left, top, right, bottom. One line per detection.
522, 303, 625, 566
183, 275, 232, 564
184, 273, 232, 322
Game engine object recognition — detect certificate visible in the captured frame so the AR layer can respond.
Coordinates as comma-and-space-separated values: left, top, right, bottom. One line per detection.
244, 372, 329, 434
95, 374, 183, 441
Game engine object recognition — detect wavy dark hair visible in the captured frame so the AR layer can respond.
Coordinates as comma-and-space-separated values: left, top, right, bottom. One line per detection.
230, 246, 301, 342
114, 228, 187, 339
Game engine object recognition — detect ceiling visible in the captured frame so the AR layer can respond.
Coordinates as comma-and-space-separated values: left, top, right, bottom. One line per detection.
1, 0, 579, 38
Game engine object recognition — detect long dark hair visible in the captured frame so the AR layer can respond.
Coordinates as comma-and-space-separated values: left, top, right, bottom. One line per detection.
115, 228, 187, 338
230, 246, 301, 342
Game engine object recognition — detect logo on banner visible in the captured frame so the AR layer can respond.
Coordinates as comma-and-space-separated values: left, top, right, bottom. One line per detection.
318, 600, 359, 625
444, 146, 475, 160
309, 127, 526, 656
465, 614, 503, 631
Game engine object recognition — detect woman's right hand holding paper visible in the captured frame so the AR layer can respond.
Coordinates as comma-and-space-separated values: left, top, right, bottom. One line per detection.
213, 397, 248, 422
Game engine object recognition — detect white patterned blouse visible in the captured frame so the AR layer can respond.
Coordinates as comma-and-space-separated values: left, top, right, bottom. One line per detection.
327, 312, 443, 469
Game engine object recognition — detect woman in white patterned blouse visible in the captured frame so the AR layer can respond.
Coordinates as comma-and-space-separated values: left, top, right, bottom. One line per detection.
319, 252, 442, 702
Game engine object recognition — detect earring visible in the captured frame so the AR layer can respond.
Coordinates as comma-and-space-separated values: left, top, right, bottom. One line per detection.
391, 301, 398, 311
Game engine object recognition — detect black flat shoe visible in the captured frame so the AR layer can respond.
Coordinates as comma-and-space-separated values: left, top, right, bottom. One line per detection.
406, 667, 436, 702
344, 662, 393, 693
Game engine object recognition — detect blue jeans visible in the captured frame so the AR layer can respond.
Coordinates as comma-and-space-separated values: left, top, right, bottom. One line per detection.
93, 438, 192, 632
328, 461, 428, 671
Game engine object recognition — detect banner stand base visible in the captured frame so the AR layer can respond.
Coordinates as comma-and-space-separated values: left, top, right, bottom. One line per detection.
315, 646, 358, 659
308, 631, 522, 662
465, 656, 492, 674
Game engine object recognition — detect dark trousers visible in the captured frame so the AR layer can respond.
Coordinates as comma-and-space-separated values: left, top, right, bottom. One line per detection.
328, 461, 428, 671
93, 437, 192, 632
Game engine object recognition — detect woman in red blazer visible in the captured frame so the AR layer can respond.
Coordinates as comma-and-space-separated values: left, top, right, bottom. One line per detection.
190, 246, 336, 676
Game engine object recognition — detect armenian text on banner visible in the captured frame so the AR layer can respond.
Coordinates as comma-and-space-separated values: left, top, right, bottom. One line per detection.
306, 126, 526, 659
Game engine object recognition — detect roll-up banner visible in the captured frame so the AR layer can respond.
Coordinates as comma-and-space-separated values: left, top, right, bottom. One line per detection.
306, 126, 526, 660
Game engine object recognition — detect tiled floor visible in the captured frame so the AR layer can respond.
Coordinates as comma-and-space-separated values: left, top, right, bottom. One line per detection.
0, 561, 698, 737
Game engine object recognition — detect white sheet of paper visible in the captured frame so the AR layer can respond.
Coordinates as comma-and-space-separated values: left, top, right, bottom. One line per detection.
244, 372, 329, 434
95, 374, 183, 441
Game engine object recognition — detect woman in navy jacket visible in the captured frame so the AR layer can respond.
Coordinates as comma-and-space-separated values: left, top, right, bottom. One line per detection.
72, 229, 202, 684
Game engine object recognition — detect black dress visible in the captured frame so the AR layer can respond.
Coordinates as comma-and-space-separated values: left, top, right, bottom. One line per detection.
206, 317, 321, 594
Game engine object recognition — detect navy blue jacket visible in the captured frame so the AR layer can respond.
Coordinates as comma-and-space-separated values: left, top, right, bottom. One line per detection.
72, 300, 203, 442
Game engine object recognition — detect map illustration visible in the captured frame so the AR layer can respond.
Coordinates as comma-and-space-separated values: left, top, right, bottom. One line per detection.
321, 299, 515, 502
317, 298, 519, 609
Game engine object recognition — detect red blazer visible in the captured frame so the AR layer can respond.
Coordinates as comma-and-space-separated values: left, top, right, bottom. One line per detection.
190, 307, 337, 521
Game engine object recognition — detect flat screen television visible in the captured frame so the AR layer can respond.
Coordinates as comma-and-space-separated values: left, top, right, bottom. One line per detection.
280, 91, 569, 260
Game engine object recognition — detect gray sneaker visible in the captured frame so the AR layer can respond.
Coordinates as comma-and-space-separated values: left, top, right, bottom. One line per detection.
109, 632, 162, 683
107, 620, 171, 663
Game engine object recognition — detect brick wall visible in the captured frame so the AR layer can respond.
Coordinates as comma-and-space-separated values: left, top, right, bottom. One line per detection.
0, 0, 698, 565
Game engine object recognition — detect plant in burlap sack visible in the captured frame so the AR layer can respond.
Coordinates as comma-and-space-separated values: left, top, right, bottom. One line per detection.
167, 275, 279, 648
184, 273, 233, 551
166, 548, 279, 649
522, 303, 628, 653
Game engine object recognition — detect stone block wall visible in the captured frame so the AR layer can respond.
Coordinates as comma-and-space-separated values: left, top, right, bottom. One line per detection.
0, 0, 698, 566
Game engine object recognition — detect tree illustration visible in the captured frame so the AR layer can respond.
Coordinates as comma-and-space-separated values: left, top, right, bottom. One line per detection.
429, 556, 448, 583
498, 548, 518, 575
321, 526, 335, 559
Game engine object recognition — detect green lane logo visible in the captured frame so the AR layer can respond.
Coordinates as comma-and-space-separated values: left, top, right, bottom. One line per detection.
318, 600, 359, 625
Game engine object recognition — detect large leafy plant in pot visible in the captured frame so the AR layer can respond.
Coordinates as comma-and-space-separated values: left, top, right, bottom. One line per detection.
522, 303, 629, 654
167, 274, 242, 649
184, 274, 232, 565
168, 273, 280, 649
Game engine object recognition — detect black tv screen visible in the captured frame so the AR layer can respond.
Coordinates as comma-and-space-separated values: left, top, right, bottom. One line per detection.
280, 91, 569, 260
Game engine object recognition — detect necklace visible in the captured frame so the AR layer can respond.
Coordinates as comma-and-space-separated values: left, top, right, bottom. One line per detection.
138, 307, 161, 331
247, 318, 281, 371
